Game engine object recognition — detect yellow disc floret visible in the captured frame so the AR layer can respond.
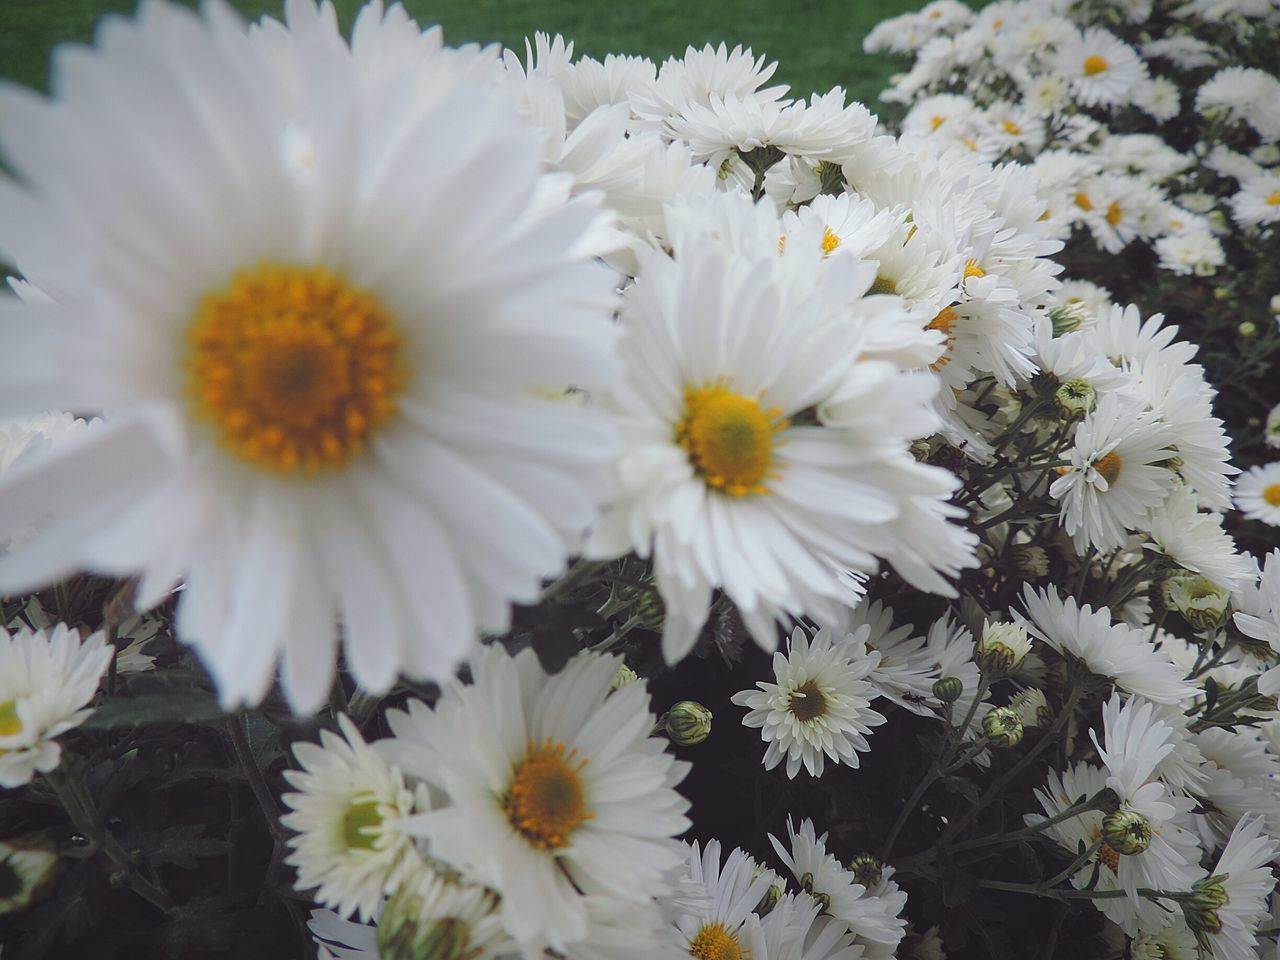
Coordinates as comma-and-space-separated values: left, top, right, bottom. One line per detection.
505, 739, 592, 850
185, 263, 407, 474
690, 922, 742, 960
821, 226, 841, 255
1093, 451, 1122, 485
676, 381, 789, 497
1083, 55, 1109, 76
788, 680, 829, 722
0, 700, 21, 737
927, 306, 959, 371
1263, 483, 1280, 507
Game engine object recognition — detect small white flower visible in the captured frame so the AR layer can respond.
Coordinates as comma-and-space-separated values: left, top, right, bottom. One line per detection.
1235, 462, 1280, 525
671, 840, 775, 960
0, 623, 111, 788
732, 625, 886, 778
1053, 28, 1148, 110
1145, 486, 1255, 593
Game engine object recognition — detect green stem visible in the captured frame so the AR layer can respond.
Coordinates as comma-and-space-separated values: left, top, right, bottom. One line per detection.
227, 714, 286, 845
947, 789, 1113, 853
541, 558, 607, 604
881, 763, 942, 861
976, 877, 1192, 902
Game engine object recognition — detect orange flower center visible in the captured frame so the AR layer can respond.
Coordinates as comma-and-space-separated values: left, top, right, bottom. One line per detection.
505, 739, 592, 851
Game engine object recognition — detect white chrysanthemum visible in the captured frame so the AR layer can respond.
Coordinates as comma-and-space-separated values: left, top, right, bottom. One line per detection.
671, 840, 775, 960
732, 625, 886, 778
1235, 462, 1280, 525
380, 646, 690, 955
280, 714, 419, 922
1017, 585, 1194, 704
1141, 35, 1220, 70
588, 190, 976, 662
0, 623, 111, 788
1185, 817, 1279, 960
1145, 486, 1254, 593
1196, 68, 1280, 142
769, 818, 907, 956
1050, 393, 1177, 553
0, 0, 622, 712
745, 891, 863, 960
1234, 549, 1280, 659
1156, 227, 1226, 277
1053, 28, 1148, 110
1130, 924, 1200, 960
1231, 172, 1280, 227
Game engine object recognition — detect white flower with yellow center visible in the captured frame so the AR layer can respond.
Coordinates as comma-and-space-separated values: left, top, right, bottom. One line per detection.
1231, 172, 1280, 227
280, 714, 420, 922
1145, 486, 1255, 594
1052, 28, 1148, 110
0, 0, 622, 712
672, 840, 775, 960
732, 625, 886, 778
588, 190, 975, 663
380, 646, 690, 955
0, 623, 111, 789
1050, 393, 1178, 553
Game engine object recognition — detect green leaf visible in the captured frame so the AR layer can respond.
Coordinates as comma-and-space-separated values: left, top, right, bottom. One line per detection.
80, 691, 225, 730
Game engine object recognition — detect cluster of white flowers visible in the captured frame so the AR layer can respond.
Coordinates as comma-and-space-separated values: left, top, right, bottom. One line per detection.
1, 0, 1278, 957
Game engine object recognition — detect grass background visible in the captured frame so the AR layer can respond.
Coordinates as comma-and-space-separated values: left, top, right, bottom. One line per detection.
0, 0, 919, 105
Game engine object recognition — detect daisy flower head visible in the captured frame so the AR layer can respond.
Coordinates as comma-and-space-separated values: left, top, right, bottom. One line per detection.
1049, 392, 1178, 553
379, 646, 690, 955
743, 890, 862, 960
280, 714, 420, 922
1053, 28, 1148, 110
0, 0, 623, 712
1235, 462, 1280, 525
1182, 817, 1279, 959
1017, 584, 1194, 704
1234, 549, 1280, 655
672, 839, 776, 960
1231, 172, 1280, 227
0, 623, 111, 788
1145, 486, 1255, 594
587, 189, 976, 663
732, 624, 886, 778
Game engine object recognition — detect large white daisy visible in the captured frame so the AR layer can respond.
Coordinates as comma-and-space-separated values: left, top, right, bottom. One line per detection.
1052, 28, 1148, 110
732, 625, 886, 778
587, 189, 976, 662
670, 839, 776, 960
0, 0, 621, 712
379, 646, 690, 955
0, 623, 112, 788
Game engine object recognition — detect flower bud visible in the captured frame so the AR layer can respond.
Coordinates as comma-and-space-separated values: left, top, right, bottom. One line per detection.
1237, 321, 1257, 337
1101, 810, 1152, 856
1182, 875, 1229, 943
754, 875, 786, 916
0, 838, 59, 915
932, 676, 964, 703
1009, 544, 1049, 577
1047, 302, 1087, 336
1268, 402, 1280, 449
611, 664, 640, 690
977, 621, 1031, 678
664, 700, 712, 745
1009, 688, 1050, 729
1163, 574, 1231, 631
981, 707, 1023, 748
1053, 378, 1096, 420
1213, 286, 1232, 301
847, 853, 882, 890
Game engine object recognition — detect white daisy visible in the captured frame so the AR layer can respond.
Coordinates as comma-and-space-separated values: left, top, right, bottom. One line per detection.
672, 839, 775, 960
1016, 585, 1194, 704
1183, 817, 1279, 960
744, 891, 862, 960
280, 714, 420, 922
0, 623, 111, 788
1145, 486, 1255, 593
1234, 549, 1280, 657
1230, 172, 1280, 226
1235, 462, 1280, 525
587, 189, 975, 663
1053, 28, 1148, 110
380, 646, 690, 955
1049, 393, 1178, 553
732, 625, 886, 778
0, 0, 622, 713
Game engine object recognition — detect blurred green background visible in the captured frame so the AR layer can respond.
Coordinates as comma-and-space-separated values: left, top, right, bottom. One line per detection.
0, 0, 919, 104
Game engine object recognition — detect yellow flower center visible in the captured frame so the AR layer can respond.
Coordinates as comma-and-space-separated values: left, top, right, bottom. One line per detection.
1106, 201, 1123, 226
1267, 192, 1280, 206
1002, 119, 1022, 135
0, 700, 21, 737
821, 226, 841, 254
341, 798, 383, 851
788, 680, 829, 722
927, 307, 959, 371
185, 263, 408, 474
964, 259, 986, 279
1093, 451, 1122, 485
676, 382, 788, 497
1263, 483, 1280, 506
930, 115, 946, 130
505, 739, 592, 850
869, 274, 898, 296
690, 922, 742, 960
1083, 54, 1109, 76
1097, 841, 1120, 872
1075, 192, 1094, 212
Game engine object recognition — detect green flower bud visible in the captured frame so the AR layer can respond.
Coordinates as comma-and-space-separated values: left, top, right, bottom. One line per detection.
847, 853, 882, 890
982, 707, 1023, 748
1047, 302, 1087, 336
1054, 378, 1097, 420
977, 621, 1031, 678
754, 876, 786, 917
611, 664, 640, 690
1213, 286, 1232, 301
377, 883, 497, 960
1009, 544, 1050, 577
932, 676, 964, 704
1101, 810, 1152, 856
1237, 321, 1258, 337
1163, 574, 1231, 631
0, 839, 59, 915
664, 700, 712, 746
1182, 875, 1229, 947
